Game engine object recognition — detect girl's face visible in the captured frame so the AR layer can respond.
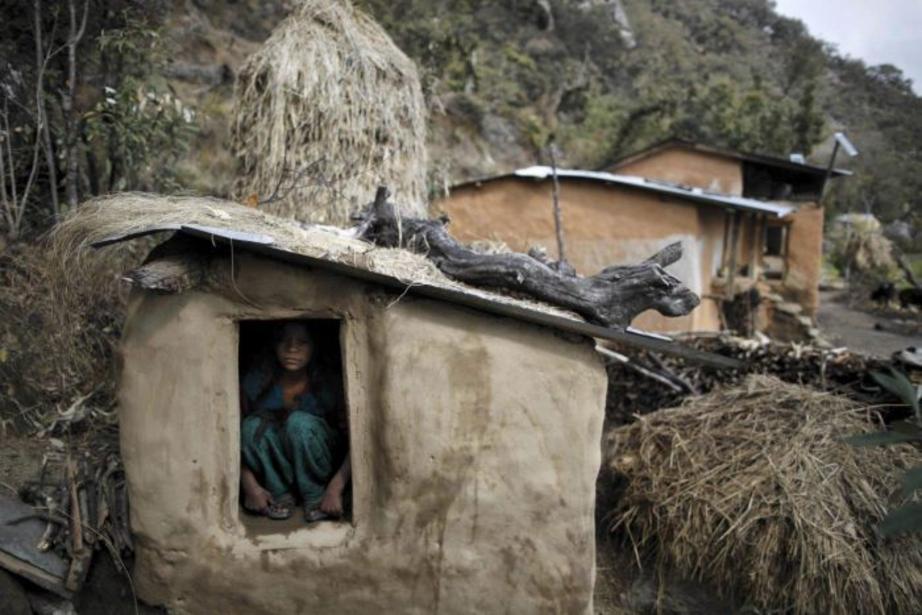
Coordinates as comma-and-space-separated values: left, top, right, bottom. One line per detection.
275, 323, 313, 372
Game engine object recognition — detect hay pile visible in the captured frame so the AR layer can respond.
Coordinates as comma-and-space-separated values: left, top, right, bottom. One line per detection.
0, 240, 134, 433
232, 0, 428, 226
606, 375, 922, 615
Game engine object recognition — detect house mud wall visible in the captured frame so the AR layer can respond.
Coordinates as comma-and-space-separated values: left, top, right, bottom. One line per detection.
778, 203, 824, 315
118, 253, 607, 615
436, 178, 724, 332
609, 147, 744, 196
609, 145, 824, 317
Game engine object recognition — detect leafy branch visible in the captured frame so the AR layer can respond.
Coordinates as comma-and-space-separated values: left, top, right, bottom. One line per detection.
846, 367, 922, 537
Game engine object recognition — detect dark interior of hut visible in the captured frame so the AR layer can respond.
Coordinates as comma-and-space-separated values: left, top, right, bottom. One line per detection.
237, 319, 352, 534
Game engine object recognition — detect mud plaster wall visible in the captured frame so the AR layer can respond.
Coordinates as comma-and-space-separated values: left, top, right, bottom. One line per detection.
610, 147, 744, 196
611, 146, 822, 315
117, 253, 608, 615
436, 179, 725, 332
779, 203, 824, 315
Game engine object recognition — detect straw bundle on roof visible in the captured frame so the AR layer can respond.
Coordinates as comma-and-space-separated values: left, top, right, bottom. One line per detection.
231, 0, 428, 226
51, 192, 577, 320
606, 375, 922, 615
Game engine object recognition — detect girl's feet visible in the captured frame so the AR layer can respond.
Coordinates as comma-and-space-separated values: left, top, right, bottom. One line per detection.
266, 493, 294, 520
303, 504, 333, 523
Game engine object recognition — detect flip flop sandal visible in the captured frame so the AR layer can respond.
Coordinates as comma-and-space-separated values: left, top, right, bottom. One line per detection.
267, 493, 295, 520
303, 504, 334, 523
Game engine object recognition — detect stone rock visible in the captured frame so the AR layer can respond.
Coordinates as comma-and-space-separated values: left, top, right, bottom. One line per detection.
775, 302, 803, 315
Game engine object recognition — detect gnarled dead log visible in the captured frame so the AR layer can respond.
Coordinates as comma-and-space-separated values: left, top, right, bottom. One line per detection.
358, 187, 700, 327
125, 236, 210, 294
125, 235, 234, 294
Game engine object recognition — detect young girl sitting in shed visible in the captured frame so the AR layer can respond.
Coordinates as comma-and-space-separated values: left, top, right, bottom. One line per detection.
239, 321, 350, 522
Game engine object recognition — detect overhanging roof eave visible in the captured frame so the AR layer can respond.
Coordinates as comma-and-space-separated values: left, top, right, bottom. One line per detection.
92, 225, 741, 369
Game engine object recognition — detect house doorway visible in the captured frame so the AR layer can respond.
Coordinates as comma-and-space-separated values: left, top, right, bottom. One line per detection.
237, 319, 351, 534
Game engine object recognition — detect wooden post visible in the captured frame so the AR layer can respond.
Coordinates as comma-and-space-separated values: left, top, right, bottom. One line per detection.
749, 214, 760, 280
548, 142, 566, 264
820, 139, 840, 201
726, 211, 741, 298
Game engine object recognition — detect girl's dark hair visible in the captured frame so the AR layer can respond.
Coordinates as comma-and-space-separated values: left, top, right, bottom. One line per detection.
271, 321, 315, 346
251, 321, 317, 409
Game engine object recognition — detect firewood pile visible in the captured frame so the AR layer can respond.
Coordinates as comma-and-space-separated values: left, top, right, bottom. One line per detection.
14, 434, 131, 593
603, 334, 899, 427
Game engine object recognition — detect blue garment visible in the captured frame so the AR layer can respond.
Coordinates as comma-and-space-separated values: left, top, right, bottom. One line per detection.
241, 366, 337, 419
240, 365, 345, 504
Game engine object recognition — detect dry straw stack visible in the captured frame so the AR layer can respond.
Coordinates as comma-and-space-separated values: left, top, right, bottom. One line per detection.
232, 0, 428, 226
0, 239, 133, 432
50, 193, 574, 318
606, 375, 922, 615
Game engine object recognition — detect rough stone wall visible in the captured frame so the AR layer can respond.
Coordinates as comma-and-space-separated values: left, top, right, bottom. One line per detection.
436, 178, 725, 332
609, 147, 744, 196
118, 252, 607, 614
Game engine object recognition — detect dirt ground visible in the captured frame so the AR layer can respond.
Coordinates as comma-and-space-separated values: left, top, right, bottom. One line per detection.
816, 290, 922, 358
0, 434, 46, 497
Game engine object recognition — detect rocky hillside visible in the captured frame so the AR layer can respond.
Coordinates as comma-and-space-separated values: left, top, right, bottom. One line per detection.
355, 0, 920, 231
162, 0, 920, 242
3, 0, 919, 240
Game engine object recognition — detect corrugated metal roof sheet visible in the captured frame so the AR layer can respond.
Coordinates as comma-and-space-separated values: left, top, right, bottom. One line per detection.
604, 137, 853, 177
94, 222, 740, 368
513, 166, 796, 218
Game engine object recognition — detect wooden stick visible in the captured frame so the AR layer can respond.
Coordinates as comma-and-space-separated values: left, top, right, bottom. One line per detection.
548, 142, 567, 264
596, 346, 684, 393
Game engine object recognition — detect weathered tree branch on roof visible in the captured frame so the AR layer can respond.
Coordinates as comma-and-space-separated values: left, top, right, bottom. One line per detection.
357, 187, 700, 327
125, 235, 234, 294
125, 236, 211, 293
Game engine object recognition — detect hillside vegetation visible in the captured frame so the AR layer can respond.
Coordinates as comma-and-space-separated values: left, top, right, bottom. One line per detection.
356, 0, 921, 245
2, 0, 919, 242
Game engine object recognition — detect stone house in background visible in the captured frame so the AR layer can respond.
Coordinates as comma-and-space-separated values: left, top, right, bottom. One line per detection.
435, 138, 850, 335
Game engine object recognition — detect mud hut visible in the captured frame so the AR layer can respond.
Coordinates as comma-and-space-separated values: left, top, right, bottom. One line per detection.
55, 193, 608, 614
231, 0, 428, 226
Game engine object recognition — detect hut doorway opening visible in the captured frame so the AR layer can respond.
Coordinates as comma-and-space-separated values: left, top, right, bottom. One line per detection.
763, 222, 789, 280
238, 319, 351, 534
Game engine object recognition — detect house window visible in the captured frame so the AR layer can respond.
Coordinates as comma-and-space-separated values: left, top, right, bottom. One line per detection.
237, 319, 351, 534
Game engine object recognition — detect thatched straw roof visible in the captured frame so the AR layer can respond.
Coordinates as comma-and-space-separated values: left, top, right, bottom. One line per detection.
605, 375, 922, 615
231, 0, 428, 227
53, 193, 577, 322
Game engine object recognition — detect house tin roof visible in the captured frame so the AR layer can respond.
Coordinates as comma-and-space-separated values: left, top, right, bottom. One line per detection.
515, 166, 796, 218
451, 166, 796, 218
605, 138, 853, 178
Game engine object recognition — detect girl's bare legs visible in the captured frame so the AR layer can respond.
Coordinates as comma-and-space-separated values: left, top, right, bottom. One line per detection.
241, 465, 272, 512
319, 457, 351, 516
